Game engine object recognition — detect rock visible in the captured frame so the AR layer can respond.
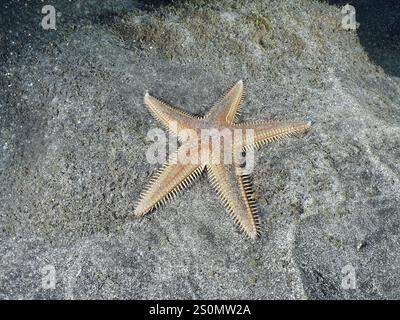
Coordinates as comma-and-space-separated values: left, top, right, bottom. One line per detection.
1, 0, 399, 299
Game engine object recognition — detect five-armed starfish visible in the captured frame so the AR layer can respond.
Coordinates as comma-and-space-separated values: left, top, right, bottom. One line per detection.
134, 80, 310, 239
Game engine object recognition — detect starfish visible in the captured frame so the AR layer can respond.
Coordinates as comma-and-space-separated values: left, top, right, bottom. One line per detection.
134, 80, 310, 239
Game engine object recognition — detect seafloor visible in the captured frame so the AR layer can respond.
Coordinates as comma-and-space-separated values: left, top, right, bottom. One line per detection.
0, 0, 399, 299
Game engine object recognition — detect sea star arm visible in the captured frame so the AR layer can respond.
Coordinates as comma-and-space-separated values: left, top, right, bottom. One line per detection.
144, 92, 202, 139
206, 80, 244, 124
208, 164, 260, 239
134, 147, 205, 216
237, 120, 311, 150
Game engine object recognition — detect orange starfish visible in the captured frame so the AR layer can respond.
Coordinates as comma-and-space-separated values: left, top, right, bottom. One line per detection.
135, 80, 310, 239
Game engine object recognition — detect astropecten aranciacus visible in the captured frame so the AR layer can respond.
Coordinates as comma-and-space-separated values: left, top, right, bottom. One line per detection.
135, 80, 311, 239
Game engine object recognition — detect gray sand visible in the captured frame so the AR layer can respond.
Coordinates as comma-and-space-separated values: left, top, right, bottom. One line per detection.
1, 0, 399, 299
